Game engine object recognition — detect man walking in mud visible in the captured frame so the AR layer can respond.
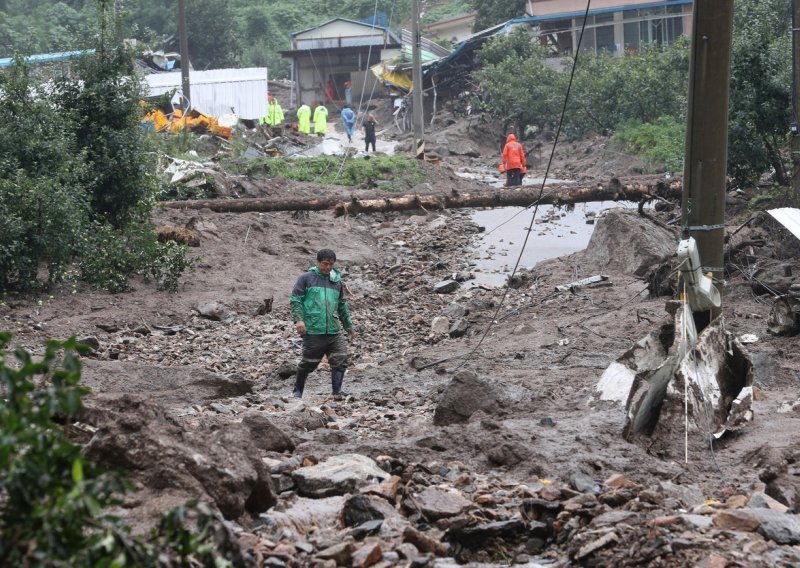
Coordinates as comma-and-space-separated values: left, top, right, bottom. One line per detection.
290, 249, 355, 400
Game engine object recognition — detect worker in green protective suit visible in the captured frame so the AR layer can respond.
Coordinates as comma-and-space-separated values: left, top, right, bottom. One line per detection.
260, 96, 284, 126
313, 104, 328, 137
296, 103, 311, 134
290, 248, 356, 400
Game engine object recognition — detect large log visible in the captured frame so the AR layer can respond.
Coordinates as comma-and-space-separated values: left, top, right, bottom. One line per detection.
161, 180, 682, 216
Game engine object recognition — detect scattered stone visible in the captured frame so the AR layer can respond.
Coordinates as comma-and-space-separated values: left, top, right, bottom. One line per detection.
415, 487, 471, 520
445, 519, 525, 547
195, 301, 227, 320
431, 316, 450, 334
402, 526, 449, 556
316, 542, 354, 565
748, 491, 789, 513
342, 495, 392, 527
659, 481, 705, 509
448, 318, 469, 338
570, 472, 600, 494
292, 454, 390, 497
276, 361, 297, 379
575, 531, 618, 560
750, 508, 800, 544
351, 541, 382, 568
712, 509, 760, 532
350, 519, 383, 539
77, 335, 101, 352
241, 412, 295, 452
440, 303, 467, 320
433, 280, 459, 294
210, 402, 234, 415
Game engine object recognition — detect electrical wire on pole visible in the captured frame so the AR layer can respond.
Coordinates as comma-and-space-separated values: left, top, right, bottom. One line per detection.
411, 0, 425, 160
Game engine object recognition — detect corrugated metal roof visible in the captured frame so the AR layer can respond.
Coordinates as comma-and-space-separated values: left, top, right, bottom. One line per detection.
144, 68, 268, 120
768, 208, 800, 241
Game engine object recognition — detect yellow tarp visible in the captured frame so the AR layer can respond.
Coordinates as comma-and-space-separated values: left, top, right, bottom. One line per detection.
141, 107, 233, 139
370, 61, 412, 92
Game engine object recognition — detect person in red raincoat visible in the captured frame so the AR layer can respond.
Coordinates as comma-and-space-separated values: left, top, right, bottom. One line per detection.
501, 133, 526, 187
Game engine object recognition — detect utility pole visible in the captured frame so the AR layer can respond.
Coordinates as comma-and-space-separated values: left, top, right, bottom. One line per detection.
178, 0, 191, 110
411, 0, 425, 159
792, 0, 800, 193
681, 1, 734, 322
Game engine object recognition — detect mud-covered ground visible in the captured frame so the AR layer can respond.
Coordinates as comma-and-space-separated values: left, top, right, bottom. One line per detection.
3, 103, 800, 567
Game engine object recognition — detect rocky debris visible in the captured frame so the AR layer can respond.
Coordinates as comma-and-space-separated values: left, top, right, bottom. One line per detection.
433, 280, 459, 294
81, 394, 276, 521
241, 412, 295, 452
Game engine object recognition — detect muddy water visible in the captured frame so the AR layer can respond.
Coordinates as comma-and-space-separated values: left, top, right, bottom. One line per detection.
470, 202, 640, 287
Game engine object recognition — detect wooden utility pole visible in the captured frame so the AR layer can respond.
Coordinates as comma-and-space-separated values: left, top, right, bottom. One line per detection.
411, 0, 425, 159
792, 0, 800, 193
681, 1, 734, 320
178, 0, 191, 109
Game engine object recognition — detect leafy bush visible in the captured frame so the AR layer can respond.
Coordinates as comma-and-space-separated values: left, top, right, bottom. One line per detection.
0, 333, 234, 566
613, 117, 685, 173
79, 221, 195, 293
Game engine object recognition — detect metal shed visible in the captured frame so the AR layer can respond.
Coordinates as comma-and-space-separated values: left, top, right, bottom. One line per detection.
144, 67, 269, 120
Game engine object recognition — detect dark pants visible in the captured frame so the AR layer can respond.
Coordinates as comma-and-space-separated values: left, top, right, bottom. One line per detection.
365, 134, 376, 152
297, 333, 348, 373
506, 168, 522, 186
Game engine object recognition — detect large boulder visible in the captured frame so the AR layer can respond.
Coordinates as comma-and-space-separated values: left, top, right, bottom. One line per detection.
583, 209, 676, 276
433, 370, 503, 426
82, 394, 276, 520
292, 454, 390, 497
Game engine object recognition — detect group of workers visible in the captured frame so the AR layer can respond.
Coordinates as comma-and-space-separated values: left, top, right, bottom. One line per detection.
261, 94, 528, 181
260, 95, 380, 152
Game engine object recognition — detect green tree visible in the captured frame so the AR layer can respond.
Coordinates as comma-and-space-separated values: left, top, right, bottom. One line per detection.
728, 0, 791, 185
476, 28, 566, 134
0, 58, 90, 290
472, 0, 525, 32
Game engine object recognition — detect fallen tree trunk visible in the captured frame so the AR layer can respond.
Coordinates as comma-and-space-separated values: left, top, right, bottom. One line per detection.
162, 179, 682, 216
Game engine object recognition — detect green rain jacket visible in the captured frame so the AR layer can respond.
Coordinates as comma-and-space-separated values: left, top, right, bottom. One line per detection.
290, 267, 353, 335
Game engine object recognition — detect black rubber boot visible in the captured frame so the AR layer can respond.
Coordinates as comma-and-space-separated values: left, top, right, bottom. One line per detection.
292, 371, 308, 398
331, 370, 349, 400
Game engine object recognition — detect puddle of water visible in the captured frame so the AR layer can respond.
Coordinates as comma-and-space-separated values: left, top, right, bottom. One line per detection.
454, 169, 572, 188
469, 202, 640, 287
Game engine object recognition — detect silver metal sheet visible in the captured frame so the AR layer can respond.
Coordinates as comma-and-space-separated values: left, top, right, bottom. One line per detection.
768, 207, 800, 241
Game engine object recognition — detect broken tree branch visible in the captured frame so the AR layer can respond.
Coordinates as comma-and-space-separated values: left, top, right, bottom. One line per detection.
161, 180, 683, 216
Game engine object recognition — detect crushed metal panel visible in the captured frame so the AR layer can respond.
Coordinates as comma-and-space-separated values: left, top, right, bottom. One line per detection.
767, 208, 800, 241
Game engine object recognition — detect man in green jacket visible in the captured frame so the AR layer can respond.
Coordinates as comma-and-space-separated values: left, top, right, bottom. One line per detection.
290, 249, 355, 399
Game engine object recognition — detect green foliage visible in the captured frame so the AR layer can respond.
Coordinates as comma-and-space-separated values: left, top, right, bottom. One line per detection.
472, 0, 524, 32
728, 0, 791, 185
0, 58, 90, 290
53, 42, 156, 228
79, 221, 195, 293
612, 117, 685, 173
567, 38, 689, 136
422, 0, 469, 26
244, 155, 424, 190
0, 333, 233, 566
475, 29, 565, 132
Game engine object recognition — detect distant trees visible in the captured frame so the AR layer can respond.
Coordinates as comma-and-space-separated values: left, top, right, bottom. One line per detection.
472, 0, 526, 32
0, 1, 416, 74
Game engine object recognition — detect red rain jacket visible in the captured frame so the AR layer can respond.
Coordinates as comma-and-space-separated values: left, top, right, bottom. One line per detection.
502, 134, 526, 171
